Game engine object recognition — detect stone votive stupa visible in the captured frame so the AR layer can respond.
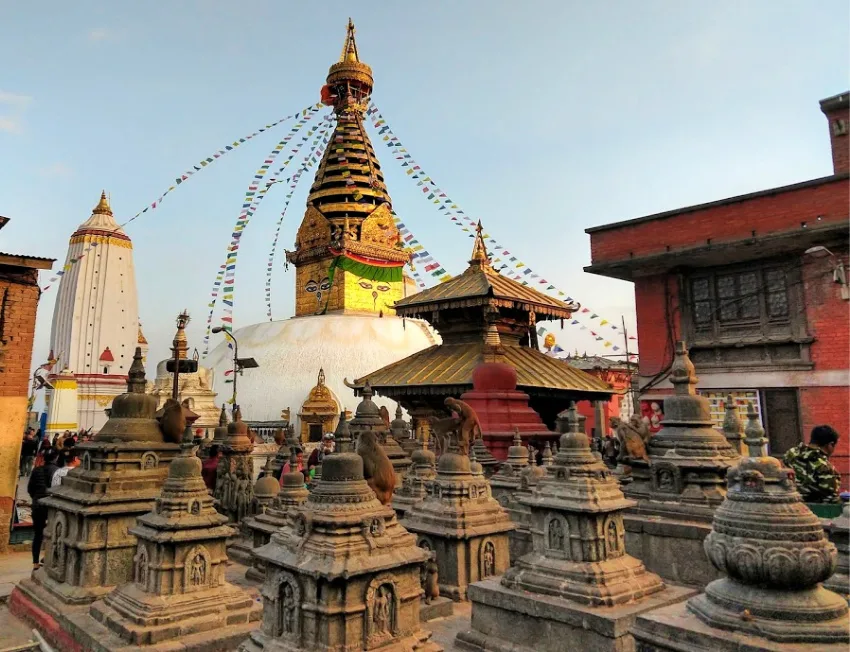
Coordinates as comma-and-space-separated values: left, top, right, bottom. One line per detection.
349, 382, 411, 486
391, 404, 418, 457
457, 403, 695, 652
13, 347, 181, 625
229, 456, 281, 565
824, 502, 849, 601
218, 406, 255, 524
239, 446, 440, 651
721, 393, 744, 454
470, 437, 500, 478
401, 436, 515, 602
623, 341, 739, 588
392, 442, 437, 519
489, 429, 529, 504
82, 421, 261, 649
632, 402, 849, 650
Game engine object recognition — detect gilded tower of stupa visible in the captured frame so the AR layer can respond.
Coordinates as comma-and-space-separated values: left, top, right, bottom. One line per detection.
286, 19, 412, 317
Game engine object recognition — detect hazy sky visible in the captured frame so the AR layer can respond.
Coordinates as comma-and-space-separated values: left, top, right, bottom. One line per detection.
1, 1, 847, 373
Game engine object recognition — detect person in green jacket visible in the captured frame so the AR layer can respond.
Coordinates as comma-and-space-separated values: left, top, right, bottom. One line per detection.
784, 425, 842, 503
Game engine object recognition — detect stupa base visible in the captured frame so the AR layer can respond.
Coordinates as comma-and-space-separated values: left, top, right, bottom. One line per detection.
633, 595, 849, 651
686, 579, 849, 644
420, 596, 454, 622
240, 627, 442, 652
456, 578, 695, 652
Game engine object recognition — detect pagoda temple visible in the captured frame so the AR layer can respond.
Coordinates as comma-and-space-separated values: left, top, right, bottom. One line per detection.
352, 223, 612, 430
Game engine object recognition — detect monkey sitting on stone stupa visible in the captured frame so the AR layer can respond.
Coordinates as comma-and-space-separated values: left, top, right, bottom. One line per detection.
356, 430, 396, 505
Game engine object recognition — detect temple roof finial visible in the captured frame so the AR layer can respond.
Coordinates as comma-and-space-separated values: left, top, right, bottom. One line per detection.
469, 221, 491, 268
340, 18, 359, 63
93, 190, 112, 216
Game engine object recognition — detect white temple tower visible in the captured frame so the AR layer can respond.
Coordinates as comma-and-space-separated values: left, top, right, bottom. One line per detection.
48, 191, 141, 432
44, 369, 78, 438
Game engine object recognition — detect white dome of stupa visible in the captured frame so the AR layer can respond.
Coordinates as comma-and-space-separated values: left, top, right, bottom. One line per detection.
204, 314, 439, 422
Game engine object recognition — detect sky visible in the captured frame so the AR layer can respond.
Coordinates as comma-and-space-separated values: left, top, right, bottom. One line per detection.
1, 1, 848, 378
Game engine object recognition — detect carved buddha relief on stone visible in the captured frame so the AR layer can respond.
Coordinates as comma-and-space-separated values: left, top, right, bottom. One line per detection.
365, 575, 399, 646
480, 540, 496, 579
548, 517, 566, 551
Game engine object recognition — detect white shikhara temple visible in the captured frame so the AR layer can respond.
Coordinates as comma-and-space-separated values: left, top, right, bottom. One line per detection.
48, 192, 146, 432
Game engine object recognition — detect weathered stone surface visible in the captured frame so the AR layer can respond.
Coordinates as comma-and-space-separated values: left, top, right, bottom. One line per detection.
392, 444, 437, 519
402, 452, 514, 602
240, 450, 440, 651
216, 407, 255, 524
392, 404, 420, 458
16, 348, 180, 610
459, 403, 696, 652
470, 438, 500, 478
623, 342, 739, 587
633, 403, 849, 649
489, 430, 529, 505
230, 456, 282, 565
824, 503, 849, 601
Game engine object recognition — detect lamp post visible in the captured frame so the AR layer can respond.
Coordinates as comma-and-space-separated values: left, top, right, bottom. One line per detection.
211, 326, 259, 416
804, 245, 849, 300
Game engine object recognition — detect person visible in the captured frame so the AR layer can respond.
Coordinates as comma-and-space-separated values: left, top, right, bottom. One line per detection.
28, 449, 60, 570
202, 445, 222, 493
280, 449, 305, 485
308, 434, 334, 473
51, 449, 80, 487
33, 434, 51, 469
20, 429, 38, 477
784, 425, 842, 503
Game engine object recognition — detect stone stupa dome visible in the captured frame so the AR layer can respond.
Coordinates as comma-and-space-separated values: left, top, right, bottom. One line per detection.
205, 314, 438, 422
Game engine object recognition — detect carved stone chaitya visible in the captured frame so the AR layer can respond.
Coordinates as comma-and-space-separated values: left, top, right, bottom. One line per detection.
721, 393, 744, 454
13, 347, 181, 620
457, 404, 695, 652
82, 423, 260, 648
391, 444, 437, 519
401, 450, 514, 602
470, 437, 500, 478
490, 429, 530, 504
239, 450, 440, 651
824, 503, 849, 601
349, 382, 410, 485
391, 404, 419, 457
632, 405, 849, 650
229, 456, 282, 565
623, 341, 739, 588
217, 407, 255, 523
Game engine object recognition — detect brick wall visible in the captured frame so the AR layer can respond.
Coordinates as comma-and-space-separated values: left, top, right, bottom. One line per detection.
590, 177, 848, 265
0, 265, 41, 552
803, 249, 850, 371
634, 274, 681, 380
799, 386, 849, 489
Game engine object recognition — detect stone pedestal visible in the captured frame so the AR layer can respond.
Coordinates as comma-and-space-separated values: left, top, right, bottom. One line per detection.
13, 348, 180, 617
458, 403, 696, 652
824, 504, 849, 601
79, 427, 260, 650
239, 451, 440, 652
622, 342, 738, 588
392, 445, 437, 519
632, 408, 849, 650
459, 344, 556, 461
402, 452, 514, 602
350, 383, 410, 486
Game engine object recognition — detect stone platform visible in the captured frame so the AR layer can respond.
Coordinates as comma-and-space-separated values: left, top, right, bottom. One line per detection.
632, 600, 848, 652
456, 578, 695, 652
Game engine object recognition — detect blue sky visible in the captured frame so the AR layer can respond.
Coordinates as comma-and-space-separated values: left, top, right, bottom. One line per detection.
1, 1, 847, 373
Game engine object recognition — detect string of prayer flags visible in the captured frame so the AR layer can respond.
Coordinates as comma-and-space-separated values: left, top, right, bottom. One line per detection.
42, 103, 320, 292
264, 120, 335, 322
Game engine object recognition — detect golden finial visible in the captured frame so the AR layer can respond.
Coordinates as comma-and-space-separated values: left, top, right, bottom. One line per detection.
340, 18, 359, 63
93, 189, 112, 216
469, 220, 491, 267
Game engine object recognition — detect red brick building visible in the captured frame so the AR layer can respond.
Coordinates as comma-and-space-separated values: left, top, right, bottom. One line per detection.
0, 217, 55, 551
585, 92, 850, 487
561, 355, 636, 437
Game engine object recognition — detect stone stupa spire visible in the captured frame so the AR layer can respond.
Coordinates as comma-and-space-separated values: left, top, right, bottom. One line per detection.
721, 393, 743, 454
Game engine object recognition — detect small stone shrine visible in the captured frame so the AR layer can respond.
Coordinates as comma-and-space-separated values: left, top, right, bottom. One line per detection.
206, 404, 229, 455
229, 457, 281, 565
81, 416, 261, 649
239, 442, 440, 651
470, 437, 500, 478
391, 404, 419, 457
349, 382, 411, 485
721, 393, 744, 454
824, 503, 849, 601
270, 423, 298, 479
501, 450, 547, 561
457, 403, 695, 652
13, 348, 181, 625
623, 341, 739, 588
216, 406, 255, 524
489, 429, 529, 503
632, 402, 849, 650
401, 424, 515, 601
392, 443, 437, 519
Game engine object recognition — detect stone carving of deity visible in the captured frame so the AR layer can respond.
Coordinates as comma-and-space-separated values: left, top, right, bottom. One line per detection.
136, 545, 149, 588
606, 520, 619, 555
190, 552, 206, 586
52, 520, 66, 575
548, 518, 565, 551
657, 469, 675, 492
373, 585, 392, 634
481, 541, 496, 578
279, 582, 296, 635
236, 475, 251, 522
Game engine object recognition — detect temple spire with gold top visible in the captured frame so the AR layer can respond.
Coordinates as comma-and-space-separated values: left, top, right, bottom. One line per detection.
288, 20, 409, 317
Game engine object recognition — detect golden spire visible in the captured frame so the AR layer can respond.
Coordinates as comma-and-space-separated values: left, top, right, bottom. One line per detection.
469, 221, 492, 268
93, 190, 112, 216
340, 18, 359, 63
172, 310, 190, 360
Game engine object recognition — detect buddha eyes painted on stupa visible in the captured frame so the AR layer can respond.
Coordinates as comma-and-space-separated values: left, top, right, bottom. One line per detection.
305, 278, 330, 294
357, 280, 390, 293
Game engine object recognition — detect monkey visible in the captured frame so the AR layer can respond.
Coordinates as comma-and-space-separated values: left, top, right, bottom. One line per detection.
157, 398, 186, 444
379, 405, 391, 429
423, 552, 440, 604
443, 397, 481, 456
611, 416, 649, 463
356, 430, 396, 505
428, 415, 460, 458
